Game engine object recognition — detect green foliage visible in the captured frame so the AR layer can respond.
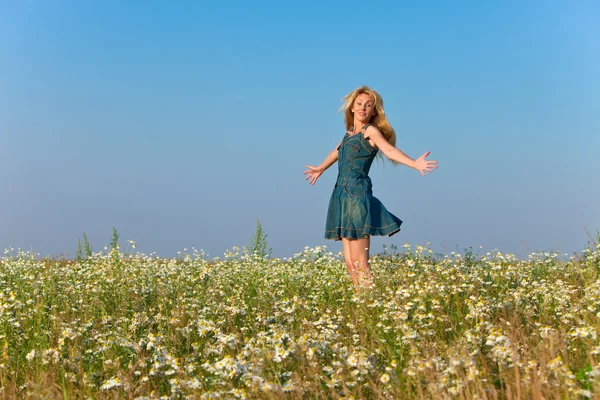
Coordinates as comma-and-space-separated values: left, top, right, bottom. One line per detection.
83, 232, 92, 258
76, 238, 83, 261
380, 244, 399, 258
576, 364, 593, 390
247, 219, 271, 257
463, 246, 481, 267
109, 227, 120, 251
76, 228, 121, 260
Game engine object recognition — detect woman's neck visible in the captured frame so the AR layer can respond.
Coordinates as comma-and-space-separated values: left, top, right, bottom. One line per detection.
352, 119, 371, 133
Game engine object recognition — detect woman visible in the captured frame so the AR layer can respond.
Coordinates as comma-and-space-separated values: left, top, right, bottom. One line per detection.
304, 86, 438, 289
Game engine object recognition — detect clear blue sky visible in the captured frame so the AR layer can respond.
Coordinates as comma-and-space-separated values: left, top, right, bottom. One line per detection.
1, 0, 599, 259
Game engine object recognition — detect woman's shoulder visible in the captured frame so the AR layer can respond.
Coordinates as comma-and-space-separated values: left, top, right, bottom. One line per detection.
363, 124, 383, 138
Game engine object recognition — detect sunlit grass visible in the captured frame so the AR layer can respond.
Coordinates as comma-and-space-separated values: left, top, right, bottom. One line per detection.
1, 241, 599, 398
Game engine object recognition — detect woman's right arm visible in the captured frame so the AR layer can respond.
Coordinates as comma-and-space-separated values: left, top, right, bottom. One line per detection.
317, 144, 340, 171
304, 141, 341, 185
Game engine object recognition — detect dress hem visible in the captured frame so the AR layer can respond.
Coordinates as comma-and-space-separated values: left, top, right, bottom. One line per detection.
324, 225, 402, 241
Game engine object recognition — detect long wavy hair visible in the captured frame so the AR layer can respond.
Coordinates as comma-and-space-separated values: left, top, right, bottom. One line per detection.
339, 85, 397, 149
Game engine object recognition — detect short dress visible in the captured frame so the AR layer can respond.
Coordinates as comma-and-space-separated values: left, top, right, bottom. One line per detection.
325, 124, 403, 240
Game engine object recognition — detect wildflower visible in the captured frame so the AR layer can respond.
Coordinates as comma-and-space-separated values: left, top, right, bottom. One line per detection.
548, 355, 562, 370
569, 326, 597, 340
467, 365, 480, 380
539, 326, 552, 339
42, 349, 59, 365
230, 388, 247, 398
261, 382, 274, 392
346, 355, 358, 367
380, 373, 390, 384
282, 381, 295, 392
100, 377, 123, 390
186, 378, 201, 389
25, 350, 36, 361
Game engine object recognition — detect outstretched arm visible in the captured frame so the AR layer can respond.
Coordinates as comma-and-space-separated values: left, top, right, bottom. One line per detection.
304, 141, 341, 185
365, 126, 438, 176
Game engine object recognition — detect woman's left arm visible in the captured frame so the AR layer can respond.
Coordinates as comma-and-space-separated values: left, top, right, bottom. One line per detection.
365, 126, 438, 176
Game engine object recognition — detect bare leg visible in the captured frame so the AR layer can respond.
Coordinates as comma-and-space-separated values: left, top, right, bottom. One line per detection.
349, 237, 373, 288
342, 238, 359, 289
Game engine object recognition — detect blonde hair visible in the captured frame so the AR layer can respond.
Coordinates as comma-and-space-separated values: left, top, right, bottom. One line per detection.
339, 85, 397, 148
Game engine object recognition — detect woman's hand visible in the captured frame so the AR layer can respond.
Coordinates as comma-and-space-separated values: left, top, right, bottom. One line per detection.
304, 165, 325, 185
413, 151, 438, 176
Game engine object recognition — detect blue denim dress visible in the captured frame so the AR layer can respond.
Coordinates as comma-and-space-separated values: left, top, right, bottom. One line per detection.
325, 124, 403, 240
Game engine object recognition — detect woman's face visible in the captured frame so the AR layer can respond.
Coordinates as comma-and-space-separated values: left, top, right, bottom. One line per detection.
351, 93, 376, 124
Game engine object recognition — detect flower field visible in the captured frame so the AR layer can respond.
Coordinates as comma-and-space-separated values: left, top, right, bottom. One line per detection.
1, 241, 599, 399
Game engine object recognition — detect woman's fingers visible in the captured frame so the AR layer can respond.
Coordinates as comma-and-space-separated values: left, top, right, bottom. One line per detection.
413, 153, 438, 176
303, 165, 321, 185
304, 166, 317, 177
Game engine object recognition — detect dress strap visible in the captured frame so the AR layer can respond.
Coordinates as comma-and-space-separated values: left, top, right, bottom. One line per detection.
347, 124, 371, 136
